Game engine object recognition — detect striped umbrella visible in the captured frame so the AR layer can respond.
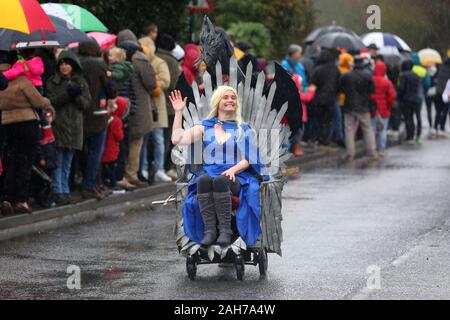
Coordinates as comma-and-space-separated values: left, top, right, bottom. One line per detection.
0, 16, 91, 51
361, 32, 411, 52
41, 3, 108, 33
0, 0, 55, 34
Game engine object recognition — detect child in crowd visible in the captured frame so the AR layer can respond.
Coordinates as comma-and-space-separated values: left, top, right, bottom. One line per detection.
101, 96, 128, 192
290, 74, 316, 157
2, 49, 55, 145
33, 111, 58, 208
106, 47, 134, 90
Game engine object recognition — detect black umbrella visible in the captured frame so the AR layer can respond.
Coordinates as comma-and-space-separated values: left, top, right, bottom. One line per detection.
304, 25, 358, 44
0, 15, 90, 51
313, 32, 366, 52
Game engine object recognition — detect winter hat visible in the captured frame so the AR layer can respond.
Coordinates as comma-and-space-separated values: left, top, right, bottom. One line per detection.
339, 53, 354, 73
118, 40, 141, 62
156, 34, 176, 51
78, 39, 102, 58
117, 29, 139, 46
172, 44, 185, 61
368, 43, 379, 51
236, 42, 251, 53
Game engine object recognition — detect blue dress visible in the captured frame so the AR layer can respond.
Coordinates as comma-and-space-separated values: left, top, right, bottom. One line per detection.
181, 117, 269, 246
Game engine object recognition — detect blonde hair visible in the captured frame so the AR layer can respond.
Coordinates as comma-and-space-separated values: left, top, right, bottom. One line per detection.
207, 86, 243, 126
109, 47, 126, 62
139, 37, 156, 60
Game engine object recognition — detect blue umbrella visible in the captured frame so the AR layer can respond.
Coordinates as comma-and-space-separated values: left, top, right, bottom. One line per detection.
361, 32, 412, 52
0, 15, 90, 50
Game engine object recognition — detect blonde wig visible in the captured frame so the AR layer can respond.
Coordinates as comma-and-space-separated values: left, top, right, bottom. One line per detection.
207, 86, 243, 126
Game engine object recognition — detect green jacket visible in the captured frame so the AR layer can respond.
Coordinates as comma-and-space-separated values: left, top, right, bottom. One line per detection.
46, 50, 91, 150
109, 61, 134, 88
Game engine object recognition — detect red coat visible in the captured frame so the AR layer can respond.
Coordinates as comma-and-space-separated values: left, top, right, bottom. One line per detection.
101, 97, 128, 164
371, 61, 396, 118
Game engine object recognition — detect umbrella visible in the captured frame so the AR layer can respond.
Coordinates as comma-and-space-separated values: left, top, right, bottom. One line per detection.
304, 24, 358, 44
361, 32, 412, 52
234, 47, 245, 61
0, 0, 55, 34
0, 16, 91, 50
68, 32, 117, 51
313, 32, 366, 52
378, 46, 404, 66
41, 3, 108, 33
418, 48, 443, 67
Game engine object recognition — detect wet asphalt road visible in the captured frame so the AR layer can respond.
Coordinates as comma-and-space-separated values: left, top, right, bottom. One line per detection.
1, 137, 450, 300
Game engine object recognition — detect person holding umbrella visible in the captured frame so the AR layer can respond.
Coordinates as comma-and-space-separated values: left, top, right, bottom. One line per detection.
310, 49, 340, 149
339, 56, 378, 161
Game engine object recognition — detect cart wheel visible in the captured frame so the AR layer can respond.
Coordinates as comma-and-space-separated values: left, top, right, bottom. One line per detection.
258, 249, 268, 277
235, 255, 245, 281
186, 255, 197, 281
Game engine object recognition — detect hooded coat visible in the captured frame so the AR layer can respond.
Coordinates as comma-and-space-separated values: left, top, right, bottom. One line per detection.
156, 48, 182, 116
78, 40, 117, 137
371, 61, 396, 118
3, 56, 44, 87
411, 52, 431, 99
46, 50, 91, 150
182, 44, 200, 86
339, 59, 375, 113
117, 30, 157, 139
311, 50, 340, 108
139, 36, 171, 129
101, 96, 128, 163
398, 60, 421, 104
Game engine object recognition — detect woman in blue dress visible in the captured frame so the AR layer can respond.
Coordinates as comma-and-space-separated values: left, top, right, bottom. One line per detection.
170, 86, 268, 247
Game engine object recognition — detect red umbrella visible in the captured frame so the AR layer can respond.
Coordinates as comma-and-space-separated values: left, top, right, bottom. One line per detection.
0, 0, 55, 34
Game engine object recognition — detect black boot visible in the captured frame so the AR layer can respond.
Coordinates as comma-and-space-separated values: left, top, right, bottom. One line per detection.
197, 192, 217, 246
214, 191, 233, 247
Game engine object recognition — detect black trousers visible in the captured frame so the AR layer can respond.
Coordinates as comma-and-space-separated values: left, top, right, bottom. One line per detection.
400, 101, 416, 141
103, 161, 118, 187
197, 174, 241, 196
434, 95, 450, 131
3, 120, 39, 203
317, 104, 335, 146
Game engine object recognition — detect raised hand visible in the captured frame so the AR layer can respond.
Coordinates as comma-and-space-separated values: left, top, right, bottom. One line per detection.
169, 90, 187, 113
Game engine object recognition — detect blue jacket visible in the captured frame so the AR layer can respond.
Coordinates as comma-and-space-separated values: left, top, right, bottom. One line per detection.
281, 58, 308, 89
182, 118, 268, 246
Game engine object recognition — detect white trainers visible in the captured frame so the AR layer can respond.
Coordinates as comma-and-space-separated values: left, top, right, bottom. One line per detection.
141, 170, 149, 180
154, 170, 173, 182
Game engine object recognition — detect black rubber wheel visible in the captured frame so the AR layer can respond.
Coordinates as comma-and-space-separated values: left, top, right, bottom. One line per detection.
258, 249, 268, 277
235, 255, 245, 281
186, 255, 197, 280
